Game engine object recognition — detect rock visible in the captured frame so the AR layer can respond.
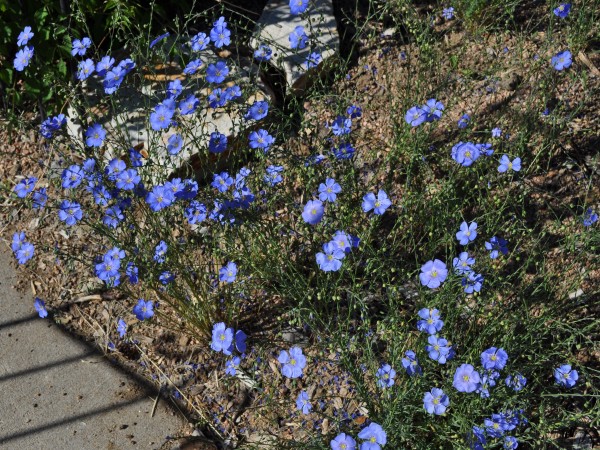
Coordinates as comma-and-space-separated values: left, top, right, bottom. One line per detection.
251, 0, 339, 95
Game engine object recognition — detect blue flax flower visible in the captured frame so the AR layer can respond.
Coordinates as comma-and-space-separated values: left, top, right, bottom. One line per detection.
331, 230, 353, 253
302, 199, 324, 225
362, 189, 391, 215
451, 142, 480, 166
133, 299, 154, 321
15, 241, 35, 265
146, 185, 175, 211
316, 242, 345, 272
77, 59, 95, 80
498, 154, 521, 172
484, 415, 507, 438
481, 347, 508, 370
206, 61, 229, 84
211, 322, 234, 353
39, 114, 66, 139
14, 177, 37, 198
14, 46, 34, 71
116, 169, 140, 190
458, 113, 471, 128
289, 26, 309, 49
405, 106, 427, 127
85, 123, 106, 147
347, 104, 362, 118
254, 44, 272, 62
583, 208, 598, 226
358, 422, 387, 450
117, 319, 127, 338
453, 252, 475, 274
290, 0, 309, 15
71, 37, 91, 56
32, 188, 47, 209
246, 101, 269, 121
504, 437, 519, 450
296, 391, 312, 414
427, 336, 452, 364
62, 164, 84, 189
331, 433, 356, 450
219, 262, 238, 283
305, 52, 322, 69
330, 116, 352, 135
264, 165, 284, 186
456, 221, 478, 245
553, 3, 571, 18
319, 178, 341, 202
58, 200, 83, 226
183, 59, 203, 75
462, 272, 484, 294
103, 206, 124, 228
376, 364, 396, 388
179, 95, 199, 115
150, 103, 175, 131
417, 308, 444, 334
422, 99, 444, 122
492, 127, 502, 137
211, 20, 231, 48
453, 364, 481, 393
249, 129, 275, 151
17, 26, 34, 46
212, 172, 234, 192
468, 426, 487, 450
96, 56, 115, 76
485, 236, 508, 259
442, 7, 455, 19
505, 372, 527, 391
225, 356, 241, 376
34, 298, 48, 318
401, 350, 422, 376
552, 50, 572, 70
154, 241, 168, 263
278, 346, 306, 378
554, 364, 578, 388
190, 32, 209, 51
209, 132, 228, 153
419, 259, 448, 289
334, 143, 355, 159
424, 388, 449, 415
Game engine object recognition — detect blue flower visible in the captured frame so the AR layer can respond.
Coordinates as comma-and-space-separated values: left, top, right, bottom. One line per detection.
154, 241, 168, 263
485, 236, 508, 259
116, 169, 140, 190
185, 201, 207, 224
331, 230, 353, 253
456, 221, 477, 245
210, 20, 231, 47
14, 176, 37, 198
208, 88, 227, 108
190, 32, 209, 51
209, 132, 228, 153
554, 364, 578, 388
126, 262, 139, 284
159, 271, 175, 285
426, 336, 452, 364
333, 143, 356, 159
504, 436, 519, 450
96, 56, 115, 76
453, 364, 481, 393
347, 104, 363, 119
401, 350, 422, 376
296, 390, 312, 414
492, 127, 502, 137
225, 356, 241, 376
150, 32, 170, 48
583, 208, 598, 226
71, 37, 91, 56
77, 58, 95, 80
481, 347, 508, 370
133, 299, 154, 321
419, 259, 448, 289
150, 102, 175, 131
422, 99, 444, 122
146, 185, 175, 211
278, 346, 306, 378
249, 129, 275, 151
183, 59, 203, 75
330, 116, 352, 135
316, 242, 345, 272
458, 113, 471, 128
331, 433, 356, 450
105, 158, 126, 181
85, 123, 106, 147
103, 206, 124, 228
453, 252, 475, 274
58, 200, 83, 226
166, 79, 183, 99
484, 415, 506, 438
302, 199, 324, 225
451, 142, 480, 166
34, 298, 48, 318
498, 154, 521, 172
424, 388, 449, 415
14, 46, 33, 71
289, 26, 309, 49
246, 100, 269, 121
179, 95, 199, 115
235, 330, 247, 353
254, 44, 272, 61
17, 26, 34, 47
212, 172, 234, 192
358, 422, 387, 450
289, 0, 309, 15
462, 272, 484, 293
442, 7, 455, 19
376, 364, 396, 388
117, 318, 127, 338
417, 308, 444, 334
32, 188, 47, 209
405, 106, 427, 127
166, 133, 184, 155
305, 52, 322, 69
362, 189, 391, 215
61, 165, 84, 189
318, 178, 341, 202
39, 114, 66, 139
468, 426, 487, 450
552, 50, 572, 70
505, 372, 527, 391
15, 241, 35, 265
211, 322, 234, 352
553, 3, 571, 18
206, 60, 229, 84
219, 262, 238, 283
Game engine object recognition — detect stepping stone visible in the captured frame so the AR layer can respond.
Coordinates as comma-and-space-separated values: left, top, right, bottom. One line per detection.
251, 0, 339, 95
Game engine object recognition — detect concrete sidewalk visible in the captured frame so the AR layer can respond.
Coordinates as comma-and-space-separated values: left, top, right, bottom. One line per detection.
0, 249, 186, 449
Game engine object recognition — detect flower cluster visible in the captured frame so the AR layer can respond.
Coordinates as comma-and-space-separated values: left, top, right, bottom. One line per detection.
405, 99, 444, 127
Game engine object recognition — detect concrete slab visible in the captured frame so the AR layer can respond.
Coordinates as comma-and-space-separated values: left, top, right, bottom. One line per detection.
0, 249, 186, 449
